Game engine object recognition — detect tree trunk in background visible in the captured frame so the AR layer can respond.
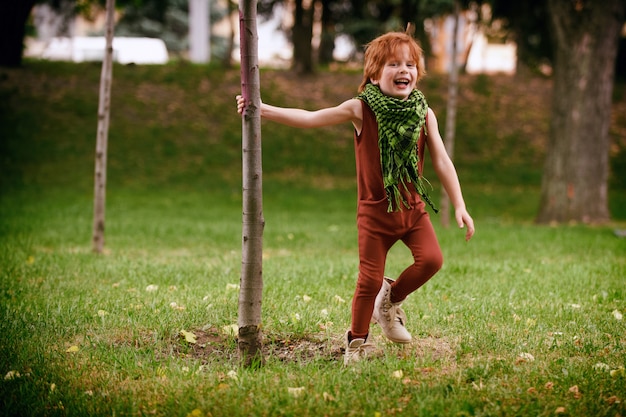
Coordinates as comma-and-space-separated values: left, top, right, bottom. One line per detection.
222, 0, 237, 67
318, 0, 335, 66
92, 0, 116, 254
238, 0, 264, 366
537, 0, 624, 224
0, 0, 36, 67
440, 1, 460, 227
189, 0, 210, 63
292, 0, 314, 73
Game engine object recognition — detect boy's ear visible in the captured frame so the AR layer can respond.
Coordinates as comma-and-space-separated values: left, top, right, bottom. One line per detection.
371, 79, 379, 85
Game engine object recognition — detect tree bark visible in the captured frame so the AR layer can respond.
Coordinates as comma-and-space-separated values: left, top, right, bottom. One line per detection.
318, 0, 335, 66
0, 1, 37, 67
292, 0, 315, 73
537, 0, 624, 224
238, 0, 264, 366
92, 0, 116, 253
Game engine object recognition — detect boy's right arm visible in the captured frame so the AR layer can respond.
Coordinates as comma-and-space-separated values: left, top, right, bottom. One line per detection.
236, 96, 362, 131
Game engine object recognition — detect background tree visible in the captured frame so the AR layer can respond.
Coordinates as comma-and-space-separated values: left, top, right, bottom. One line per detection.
0, 1, 39, 67
292, 0, 315, 73
535, 0, 625, 223
439, 0, 460, 227
492, 0, 625, 223
490, 0, 552, 71
92, 0, 116, 253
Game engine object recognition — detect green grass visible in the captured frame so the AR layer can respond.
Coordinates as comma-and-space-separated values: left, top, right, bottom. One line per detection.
0, 61, 625, 416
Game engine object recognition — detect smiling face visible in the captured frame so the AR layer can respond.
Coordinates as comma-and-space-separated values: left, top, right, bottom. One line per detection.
370, 44, 418, 100
358, 32, 426, 96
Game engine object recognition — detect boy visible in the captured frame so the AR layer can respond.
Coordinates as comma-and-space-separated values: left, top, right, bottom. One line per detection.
237, 29, 475, 365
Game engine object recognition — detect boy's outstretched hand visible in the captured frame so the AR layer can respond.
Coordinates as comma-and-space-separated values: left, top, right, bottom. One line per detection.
455, 209, 475, 242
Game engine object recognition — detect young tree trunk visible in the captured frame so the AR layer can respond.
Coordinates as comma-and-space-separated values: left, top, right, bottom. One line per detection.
92, 0, 116, 253
440, 2, 460, 227
537, 0, 624, 224
238, 0, 264, 366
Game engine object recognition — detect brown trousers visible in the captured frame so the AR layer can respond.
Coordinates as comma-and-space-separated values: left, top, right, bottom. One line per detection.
351, 198, 443, 339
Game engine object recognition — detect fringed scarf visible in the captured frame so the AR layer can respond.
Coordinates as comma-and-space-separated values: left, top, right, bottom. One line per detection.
357, 84, 438, 212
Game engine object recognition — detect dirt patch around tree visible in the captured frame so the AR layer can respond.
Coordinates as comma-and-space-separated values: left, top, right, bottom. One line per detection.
174, 327, 458, 367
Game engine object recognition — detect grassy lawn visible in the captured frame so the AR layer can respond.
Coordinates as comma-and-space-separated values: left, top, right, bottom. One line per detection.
0, 61, 625, 416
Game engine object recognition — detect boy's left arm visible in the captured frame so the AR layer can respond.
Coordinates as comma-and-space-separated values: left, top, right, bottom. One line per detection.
425, 109, 475, 241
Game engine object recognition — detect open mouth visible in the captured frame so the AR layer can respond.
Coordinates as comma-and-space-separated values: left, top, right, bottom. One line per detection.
394, 79, 410, 87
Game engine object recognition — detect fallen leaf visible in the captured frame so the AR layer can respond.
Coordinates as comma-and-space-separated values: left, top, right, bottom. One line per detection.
593, 362, 610, 372
392, 370, 403, 379
222, 324, 238, 336
4, 371, 21, 380
569, 385, 582, 399
555, 406, 566, 414
66, 345, 79, 353
610, 367, 625, 378
180, 329, 197, 344
288, 386, 305, 398
517, 352, 535, 363
186, 409, 203, 417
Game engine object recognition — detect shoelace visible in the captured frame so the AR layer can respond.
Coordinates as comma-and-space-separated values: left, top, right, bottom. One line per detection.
350, 342, 375, 359
382, 302, 406, 325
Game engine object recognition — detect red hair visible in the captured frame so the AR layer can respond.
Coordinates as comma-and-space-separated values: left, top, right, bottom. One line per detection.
358, 31, 426, 93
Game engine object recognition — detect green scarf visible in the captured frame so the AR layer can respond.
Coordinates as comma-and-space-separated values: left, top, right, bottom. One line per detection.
357, 84, 438, 212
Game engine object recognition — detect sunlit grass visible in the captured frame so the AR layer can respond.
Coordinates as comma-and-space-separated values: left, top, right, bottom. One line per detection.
1, 62, 625, 416
1, 185, 625, 416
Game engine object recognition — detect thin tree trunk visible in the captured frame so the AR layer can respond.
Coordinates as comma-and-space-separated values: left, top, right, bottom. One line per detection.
92, 0, 115, 253
440, 2, 460, 227
537, 0, 624, 224
238, 0, 264, 366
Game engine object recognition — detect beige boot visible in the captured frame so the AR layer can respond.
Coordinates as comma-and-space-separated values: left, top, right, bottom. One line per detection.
343, 331, 376, 365
371, 278, 412, 343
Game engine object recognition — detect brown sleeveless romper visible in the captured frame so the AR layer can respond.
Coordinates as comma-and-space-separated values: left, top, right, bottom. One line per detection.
350, 101, 443, 338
